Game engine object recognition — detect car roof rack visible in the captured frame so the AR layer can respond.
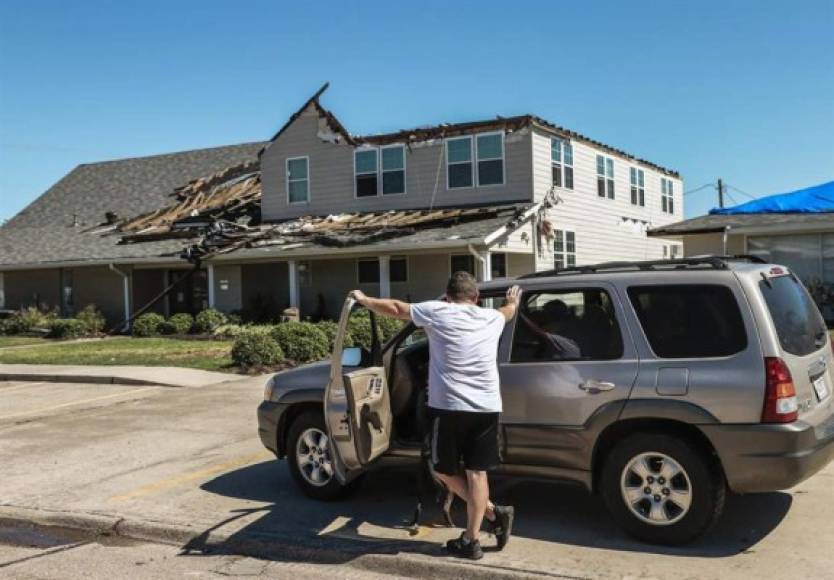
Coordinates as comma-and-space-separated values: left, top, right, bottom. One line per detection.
518, 255, 766, 279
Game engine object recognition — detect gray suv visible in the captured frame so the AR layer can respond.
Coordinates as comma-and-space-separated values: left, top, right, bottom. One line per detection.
257, 256, 834, 545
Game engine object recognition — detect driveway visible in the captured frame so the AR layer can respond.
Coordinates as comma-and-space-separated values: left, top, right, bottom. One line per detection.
1, 377, 832, 579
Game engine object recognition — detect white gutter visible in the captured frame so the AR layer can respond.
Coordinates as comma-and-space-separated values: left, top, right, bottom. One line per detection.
0, 255, 183, 272
483, 198, 546, 246
108, 264, 131, 332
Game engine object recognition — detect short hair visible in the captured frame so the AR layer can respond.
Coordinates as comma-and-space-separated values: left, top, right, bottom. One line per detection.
446, 271, 478, 302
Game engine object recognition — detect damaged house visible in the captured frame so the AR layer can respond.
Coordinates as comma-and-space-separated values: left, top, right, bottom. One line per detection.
0, 85, 684, 326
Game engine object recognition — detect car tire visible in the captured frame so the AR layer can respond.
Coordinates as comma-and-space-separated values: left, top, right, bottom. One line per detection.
600, 432, 725, 545
286, 410, 361, 501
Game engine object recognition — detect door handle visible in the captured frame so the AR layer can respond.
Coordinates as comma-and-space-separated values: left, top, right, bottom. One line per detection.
579, 380, 616, 394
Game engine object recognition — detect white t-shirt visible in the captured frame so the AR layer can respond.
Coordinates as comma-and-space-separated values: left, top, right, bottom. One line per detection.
410, 300, 506, 413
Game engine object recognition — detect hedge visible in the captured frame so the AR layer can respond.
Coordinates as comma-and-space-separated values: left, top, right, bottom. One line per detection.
194, 309, 227, 334
347, 309, 405, 350
4, 307, 57, 335
132, 313, 165, 337
231, 331, 284, 368
161, 313, 194, 335
76, 305, 106, 335
270, 321, 330, 363
48, 318, 88, 339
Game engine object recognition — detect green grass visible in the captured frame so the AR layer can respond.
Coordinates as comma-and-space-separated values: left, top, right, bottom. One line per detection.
0, 337, 235, 372
0, 336, 48, 348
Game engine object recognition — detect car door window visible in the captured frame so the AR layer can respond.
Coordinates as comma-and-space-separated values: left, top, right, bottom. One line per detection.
511, 288, 624, 362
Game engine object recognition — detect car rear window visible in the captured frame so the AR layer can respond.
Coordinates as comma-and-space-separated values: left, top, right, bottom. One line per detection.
759, 274, 827, 357
628, 285, 747, 358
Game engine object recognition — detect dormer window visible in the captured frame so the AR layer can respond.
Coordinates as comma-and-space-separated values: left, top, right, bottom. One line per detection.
476, 132, 504, 186
355, 145, 406, 197
447, 136, 473, 189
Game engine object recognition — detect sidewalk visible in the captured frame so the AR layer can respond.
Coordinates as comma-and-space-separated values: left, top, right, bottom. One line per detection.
0, 363, 244, 387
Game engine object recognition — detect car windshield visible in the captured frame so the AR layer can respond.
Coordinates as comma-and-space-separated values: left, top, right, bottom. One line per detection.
759, 274, 827, 357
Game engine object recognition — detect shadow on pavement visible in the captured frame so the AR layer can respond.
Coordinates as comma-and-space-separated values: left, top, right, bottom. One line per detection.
186, 459, 792, 563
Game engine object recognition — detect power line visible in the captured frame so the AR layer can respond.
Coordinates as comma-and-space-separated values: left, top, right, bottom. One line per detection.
683, 182, 716, 196
725, 184, 757, 200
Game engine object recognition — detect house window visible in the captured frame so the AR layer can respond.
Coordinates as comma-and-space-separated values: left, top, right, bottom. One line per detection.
357, 257, 408, 284
447, 136, 474, 189
357, 258, 380, 284
450, 254, 476, 276
476, 132, 504, 186
390, 256, 408, 282
630, 167, 645, 206
661, 178, 675, 213
381, 146, 406, 195
551, 138, 574, 189
554, 230, 576, 269
491, 252, 507, 279
355, 149, 378, 197
298, 261, 312, 286
596, 155, 614, 199
286, 157, 309, 203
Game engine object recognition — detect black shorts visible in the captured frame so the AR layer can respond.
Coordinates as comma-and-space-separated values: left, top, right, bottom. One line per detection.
429, 408, 500, 475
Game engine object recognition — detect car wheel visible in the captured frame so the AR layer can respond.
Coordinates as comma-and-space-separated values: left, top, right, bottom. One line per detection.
286, 410, 361, 501
600, 432, 725, 545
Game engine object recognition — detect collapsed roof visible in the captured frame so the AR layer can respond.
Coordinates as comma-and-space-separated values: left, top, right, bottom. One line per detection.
98, 158, 550, 262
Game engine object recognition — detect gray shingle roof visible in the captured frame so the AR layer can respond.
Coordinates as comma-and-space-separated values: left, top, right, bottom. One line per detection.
647, 212, 834, 236
0, 142, 265, 267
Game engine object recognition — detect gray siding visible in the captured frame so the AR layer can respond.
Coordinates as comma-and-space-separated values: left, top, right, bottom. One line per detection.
212, 265, 242, 314
73, 266, 128, 325
683, 233, 744, 256
261, 105, 534, 221
4, 269, 61, 313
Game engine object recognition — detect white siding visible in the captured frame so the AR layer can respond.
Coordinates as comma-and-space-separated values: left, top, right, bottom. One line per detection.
261, 105, 534, 221
531, 129, 684, 269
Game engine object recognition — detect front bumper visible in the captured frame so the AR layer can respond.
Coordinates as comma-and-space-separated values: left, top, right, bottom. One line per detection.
702, 412, 834, 493
257, 400, 287, 456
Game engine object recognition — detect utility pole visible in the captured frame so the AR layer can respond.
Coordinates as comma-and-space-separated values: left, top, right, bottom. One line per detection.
717, 178, 725, 208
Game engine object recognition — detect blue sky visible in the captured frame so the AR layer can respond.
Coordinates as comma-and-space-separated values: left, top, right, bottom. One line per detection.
1, 0, 832, 221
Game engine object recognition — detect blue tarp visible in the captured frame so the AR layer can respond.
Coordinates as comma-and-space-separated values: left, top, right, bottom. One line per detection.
710, 180, 834, 215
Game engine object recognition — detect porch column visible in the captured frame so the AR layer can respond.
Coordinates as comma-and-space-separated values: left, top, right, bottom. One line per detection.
288, 260, 300, 309
379, 255, 391, 298
0, 272, 4, 309
480, 251, 492, 282
207, 263, 216, 309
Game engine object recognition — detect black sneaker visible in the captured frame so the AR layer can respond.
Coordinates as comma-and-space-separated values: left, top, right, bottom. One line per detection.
445, 532, 484, 560
489, 505, 515, 550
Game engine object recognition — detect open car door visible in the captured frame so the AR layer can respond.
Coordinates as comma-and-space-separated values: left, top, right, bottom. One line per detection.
324, 297, 393, 484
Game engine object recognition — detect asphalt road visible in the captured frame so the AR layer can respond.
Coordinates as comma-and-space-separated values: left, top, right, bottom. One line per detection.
1, 377, 832, 579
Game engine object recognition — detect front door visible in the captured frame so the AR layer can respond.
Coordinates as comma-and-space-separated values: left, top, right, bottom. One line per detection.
498, 283, 638, 471
168, 269, 209, 315
324, 297, 393, 484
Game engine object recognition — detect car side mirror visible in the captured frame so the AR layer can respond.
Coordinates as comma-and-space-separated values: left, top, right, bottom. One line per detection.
341, 347, 363, 368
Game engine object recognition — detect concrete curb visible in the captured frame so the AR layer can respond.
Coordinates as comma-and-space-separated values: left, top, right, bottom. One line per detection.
0, 372, 187, 388
0, 505, 574, 580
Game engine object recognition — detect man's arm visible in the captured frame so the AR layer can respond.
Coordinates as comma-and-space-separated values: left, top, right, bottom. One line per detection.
498, 285, 522, 322
349, 290, 412, 320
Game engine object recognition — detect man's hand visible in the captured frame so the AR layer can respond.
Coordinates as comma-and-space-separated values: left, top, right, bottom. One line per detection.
498, 285, 522, 322
349, 289, 368, 306
505, 285, 522, 306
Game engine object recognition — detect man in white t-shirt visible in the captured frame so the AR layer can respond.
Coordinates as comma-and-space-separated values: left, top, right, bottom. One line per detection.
351, 271, 521, 560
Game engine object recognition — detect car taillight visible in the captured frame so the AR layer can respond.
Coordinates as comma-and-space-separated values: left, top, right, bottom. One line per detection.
762, 357, 798, 423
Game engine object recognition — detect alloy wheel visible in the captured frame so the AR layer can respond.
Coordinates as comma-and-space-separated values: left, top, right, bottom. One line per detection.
620, 451, 692, 526
295, 427, 334, 487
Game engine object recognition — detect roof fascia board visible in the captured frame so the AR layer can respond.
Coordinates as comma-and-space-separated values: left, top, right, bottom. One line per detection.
0, 256, 185, 272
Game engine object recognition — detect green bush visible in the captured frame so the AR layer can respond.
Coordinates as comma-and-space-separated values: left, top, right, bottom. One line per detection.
132, 313, 165, 337
160, 313, 194, 335
347, 309, 405, 350
76, 305, 106, 335
0, 319, 10, 335
231, 331, 284, 368
194, 308, 227, 334
5, 307, 56, 334
48, 318, 88, 339
315, 320, 340, 350
213, 324, 272, 339
270, 321, 330, 363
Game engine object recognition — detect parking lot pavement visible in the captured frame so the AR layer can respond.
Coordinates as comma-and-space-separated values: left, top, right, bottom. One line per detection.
1, 377, 833, 580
